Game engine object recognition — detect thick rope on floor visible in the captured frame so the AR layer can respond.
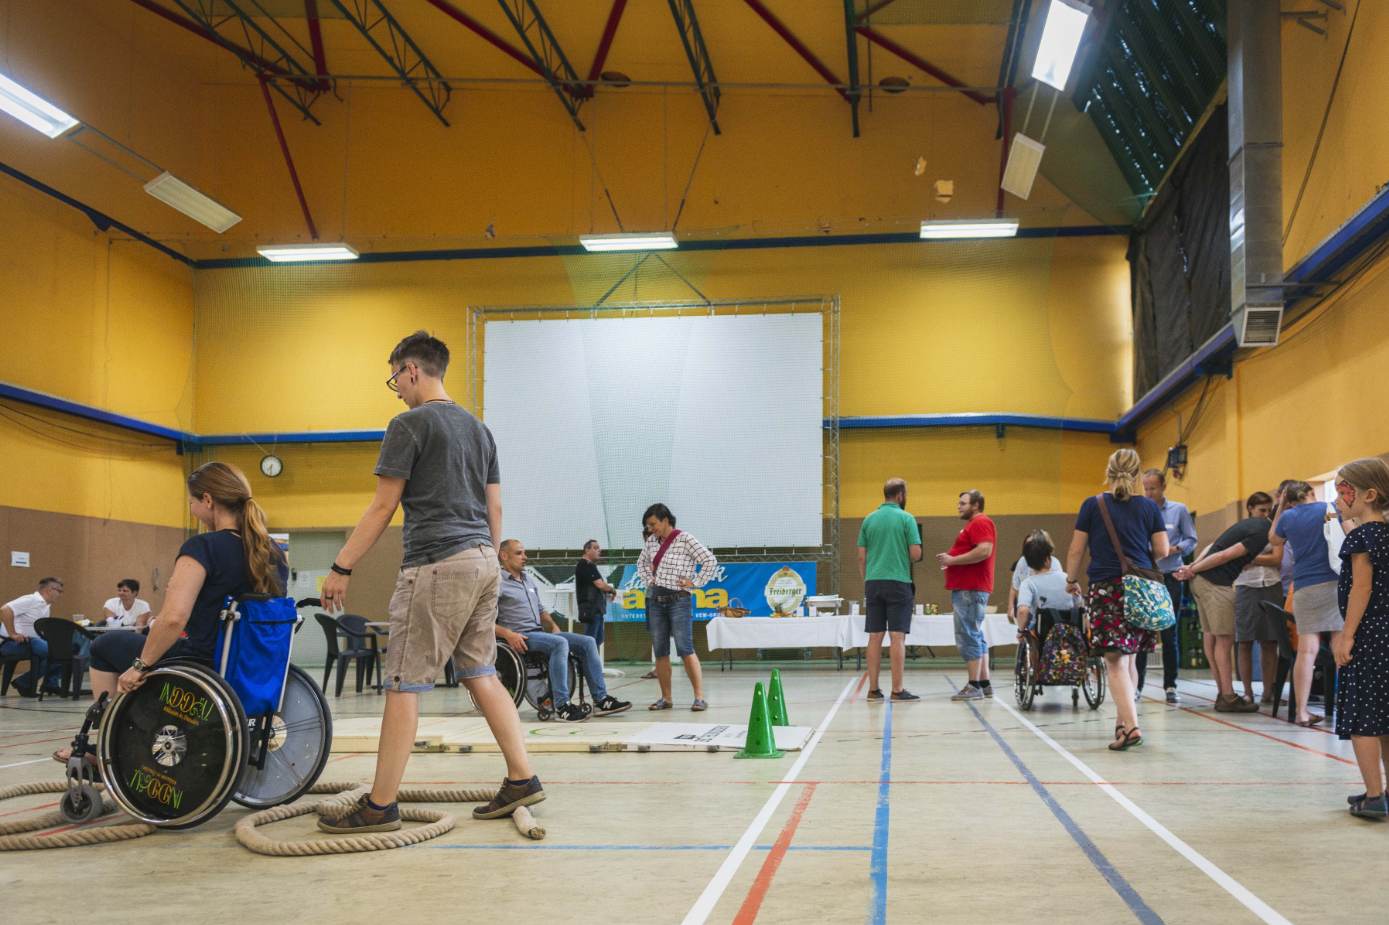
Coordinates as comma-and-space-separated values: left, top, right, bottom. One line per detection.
0, 781, 156, 851
235, 781, 545, 856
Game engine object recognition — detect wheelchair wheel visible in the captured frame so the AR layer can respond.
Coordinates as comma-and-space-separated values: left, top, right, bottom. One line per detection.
98, 663, 247, 829
1014, 635, 1038, 711
468, 643, 526, 712
233, 665, 332, 809
1082, 657, 1106, 709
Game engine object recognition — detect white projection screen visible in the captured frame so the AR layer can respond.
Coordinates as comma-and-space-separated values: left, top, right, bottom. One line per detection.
482, 312, 823, 550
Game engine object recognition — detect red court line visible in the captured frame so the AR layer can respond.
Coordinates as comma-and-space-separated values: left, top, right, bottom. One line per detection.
732, 782, 817, 925
1152, 682, 1335, 735
850, 672, 868, 704
1141, 692, 1355, 765
0, 735, 71, 751
0, 801, 59, 819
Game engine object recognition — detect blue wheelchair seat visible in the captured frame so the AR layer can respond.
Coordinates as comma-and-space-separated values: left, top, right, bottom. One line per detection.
217, 595, 298, 717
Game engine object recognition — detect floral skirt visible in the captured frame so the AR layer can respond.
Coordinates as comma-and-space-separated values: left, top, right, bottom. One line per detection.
1086, 578, 1157, 655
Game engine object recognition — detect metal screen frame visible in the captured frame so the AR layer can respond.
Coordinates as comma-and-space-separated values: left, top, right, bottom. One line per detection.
466, 296, 841, 594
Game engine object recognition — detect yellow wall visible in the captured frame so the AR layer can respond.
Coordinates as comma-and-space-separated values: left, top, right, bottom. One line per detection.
0, 175, 192, 527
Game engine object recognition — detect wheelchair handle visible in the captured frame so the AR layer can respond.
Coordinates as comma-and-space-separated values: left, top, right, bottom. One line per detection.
296, 598, 322, 609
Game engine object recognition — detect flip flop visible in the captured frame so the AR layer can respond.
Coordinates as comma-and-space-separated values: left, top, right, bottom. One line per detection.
691, 699, 707, 712
641, 671, 658, 680
649, 699, 672, 711
1108, 728, 1143, 751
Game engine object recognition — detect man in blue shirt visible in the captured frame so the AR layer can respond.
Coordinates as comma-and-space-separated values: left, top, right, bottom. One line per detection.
1138, 470, 1197, 703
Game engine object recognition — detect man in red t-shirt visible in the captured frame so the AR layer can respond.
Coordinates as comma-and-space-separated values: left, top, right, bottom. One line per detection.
937, 490, 996, 701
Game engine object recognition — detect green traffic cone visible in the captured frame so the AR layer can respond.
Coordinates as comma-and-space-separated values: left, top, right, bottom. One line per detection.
735, 682, 785, 759
767, 669, 790, 726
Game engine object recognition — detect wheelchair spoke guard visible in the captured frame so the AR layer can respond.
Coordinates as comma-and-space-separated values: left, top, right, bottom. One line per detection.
234, 664, 332, 808
99, 665, 247, 829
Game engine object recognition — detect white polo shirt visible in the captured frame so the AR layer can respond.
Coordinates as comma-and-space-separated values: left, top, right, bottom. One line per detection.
1, 592, 51, 638
104, 597, 151, 627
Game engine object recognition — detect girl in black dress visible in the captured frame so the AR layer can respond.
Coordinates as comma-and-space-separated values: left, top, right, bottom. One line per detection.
1331, 457, 1389, 818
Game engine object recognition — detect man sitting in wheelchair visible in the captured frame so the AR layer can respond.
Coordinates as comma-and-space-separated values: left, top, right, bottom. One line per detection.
496, 540, 630, 722
1015, 534, 1087, 683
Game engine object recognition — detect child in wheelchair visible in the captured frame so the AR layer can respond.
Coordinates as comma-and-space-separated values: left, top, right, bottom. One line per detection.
1014, 535, 1099, 707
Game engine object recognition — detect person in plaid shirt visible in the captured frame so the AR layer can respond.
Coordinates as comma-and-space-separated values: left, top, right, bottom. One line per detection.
638, 503, 716, 711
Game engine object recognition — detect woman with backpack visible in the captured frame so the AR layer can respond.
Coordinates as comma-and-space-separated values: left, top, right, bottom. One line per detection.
1065, 449, 1170, 751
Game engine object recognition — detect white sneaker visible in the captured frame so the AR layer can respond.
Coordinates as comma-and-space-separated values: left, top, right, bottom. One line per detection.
1165, 687, 1180, 704
951, 685, 984, 701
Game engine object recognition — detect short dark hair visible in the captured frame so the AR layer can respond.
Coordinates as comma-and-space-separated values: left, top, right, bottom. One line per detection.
1246, 492, 1273, 516
883, 478, 906, 500
1023, 536, 1054, 570
583, 539, 599, 551
642, 503, 675, 528
38, 577, 62, 590
389, 330, 450, 378
1143, 468, 1166, 485
960, 489, 985, 512
117, 578, 140, 594
499, 539, 521, 555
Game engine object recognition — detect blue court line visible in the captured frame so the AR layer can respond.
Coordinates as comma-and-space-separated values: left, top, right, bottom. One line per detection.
417, 844, 870, 851
948, 678, 1165, 925
866, 698, 892, 925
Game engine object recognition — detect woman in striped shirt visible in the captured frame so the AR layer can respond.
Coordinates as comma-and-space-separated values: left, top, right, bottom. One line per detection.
638, 503, 717, 712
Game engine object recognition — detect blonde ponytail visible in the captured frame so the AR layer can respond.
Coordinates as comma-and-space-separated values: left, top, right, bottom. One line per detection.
187, 462, 285, 595
1105, 449, 1142, 502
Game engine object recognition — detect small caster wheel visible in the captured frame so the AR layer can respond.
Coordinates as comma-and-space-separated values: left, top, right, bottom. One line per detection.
537, 707, 552, 722
580, 704, 593, 718
61, 784, 102, 824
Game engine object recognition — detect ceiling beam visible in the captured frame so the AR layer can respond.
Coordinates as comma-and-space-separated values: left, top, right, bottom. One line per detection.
584, 0, 629, 96
740, 0, 850, 103
842, 0, 861, 136
257, 76, 319, 240
667, 0, 721, 133
423, 0, 546, 79
143, 0, 325, 123
304, 0, 331, 92
494, 0, 588, 130
323, 0, 452, 126
854, 26, 995, 105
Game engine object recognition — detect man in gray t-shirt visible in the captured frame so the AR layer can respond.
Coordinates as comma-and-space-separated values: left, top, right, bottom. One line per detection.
374, 401, 500, 567
318, 331, 542, 835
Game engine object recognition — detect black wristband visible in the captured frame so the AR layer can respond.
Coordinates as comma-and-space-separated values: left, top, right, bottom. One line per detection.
330, 563, 353, 576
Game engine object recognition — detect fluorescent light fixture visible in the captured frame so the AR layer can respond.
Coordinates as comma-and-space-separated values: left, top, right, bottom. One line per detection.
144, 172, 242, 233
579, 232, 678, 252
256, 243, 360, 262
0, 72, 79, 138
1000, 133, 1047, 200
919, 219, 1019, 240
1031, 0, 1092, 92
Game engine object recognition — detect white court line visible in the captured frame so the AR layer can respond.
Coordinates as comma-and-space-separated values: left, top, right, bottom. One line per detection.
680, 677, 857, 925
0, 758, 51, 770
994, 697, 1293, 925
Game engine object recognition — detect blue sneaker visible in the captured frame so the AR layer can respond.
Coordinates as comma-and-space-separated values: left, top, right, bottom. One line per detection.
1349, 793, 1388, 819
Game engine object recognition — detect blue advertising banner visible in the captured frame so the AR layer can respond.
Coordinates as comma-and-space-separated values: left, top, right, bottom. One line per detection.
607, 561, 818, 622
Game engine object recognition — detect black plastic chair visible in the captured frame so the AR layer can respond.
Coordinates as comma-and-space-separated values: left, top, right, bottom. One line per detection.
1259, 601, 1337, 720
315, 613, 375, 697
1, 645, 29, 695
33, 618, 93, 701
336, 615, 384, 696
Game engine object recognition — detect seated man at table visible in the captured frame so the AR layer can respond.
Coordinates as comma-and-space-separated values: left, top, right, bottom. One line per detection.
102, 579, 151, 629
495, 540, 631, 721
1, 577, 67, 696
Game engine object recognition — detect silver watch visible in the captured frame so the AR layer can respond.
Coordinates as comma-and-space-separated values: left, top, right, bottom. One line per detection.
130, 657, 152, 673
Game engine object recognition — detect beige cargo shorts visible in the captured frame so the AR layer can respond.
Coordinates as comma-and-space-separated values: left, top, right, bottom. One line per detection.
382, 545, 500, 692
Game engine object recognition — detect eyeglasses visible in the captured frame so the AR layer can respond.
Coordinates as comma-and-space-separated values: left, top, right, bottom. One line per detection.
386, 365, 411, 393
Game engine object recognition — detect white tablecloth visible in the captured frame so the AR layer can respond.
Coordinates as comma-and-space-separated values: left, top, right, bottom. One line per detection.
706, 616, 849, 651
706, 614, 1017, 651
840, 613, 1016, 649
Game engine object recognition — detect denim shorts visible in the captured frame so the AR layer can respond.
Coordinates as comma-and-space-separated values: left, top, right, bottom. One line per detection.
647, 589, 695, 659
952, 589, 990, 661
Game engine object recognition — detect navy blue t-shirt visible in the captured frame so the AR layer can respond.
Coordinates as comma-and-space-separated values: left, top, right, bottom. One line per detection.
177, 530, 289, 658
1075, 493, 1165, 583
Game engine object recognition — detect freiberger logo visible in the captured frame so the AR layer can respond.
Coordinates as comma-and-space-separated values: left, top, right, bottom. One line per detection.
764, 566, 807, 614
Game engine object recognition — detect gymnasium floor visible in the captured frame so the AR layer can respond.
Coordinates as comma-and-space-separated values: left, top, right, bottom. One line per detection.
1, 666, 1380, 925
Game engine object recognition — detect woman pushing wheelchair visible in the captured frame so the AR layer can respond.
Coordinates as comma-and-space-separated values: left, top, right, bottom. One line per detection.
54, 461, 287, 764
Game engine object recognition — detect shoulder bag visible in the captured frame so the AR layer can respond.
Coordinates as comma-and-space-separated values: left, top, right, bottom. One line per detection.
1096, 494, 1176, 632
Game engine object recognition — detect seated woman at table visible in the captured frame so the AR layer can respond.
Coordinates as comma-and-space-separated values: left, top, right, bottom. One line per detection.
56, 461, 286, 763
102, 579, 151, 629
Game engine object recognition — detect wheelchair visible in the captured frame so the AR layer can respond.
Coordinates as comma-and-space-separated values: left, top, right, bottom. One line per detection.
59, 595, 332, 829
468, 640, 591, 721
1014, 605, 1105, 711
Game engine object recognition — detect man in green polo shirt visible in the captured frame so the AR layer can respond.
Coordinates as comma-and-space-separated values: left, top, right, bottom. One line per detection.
858, 478, 923, 702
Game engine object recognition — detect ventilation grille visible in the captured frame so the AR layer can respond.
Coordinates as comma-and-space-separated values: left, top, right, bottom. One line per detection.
1237, 306, 1283, 347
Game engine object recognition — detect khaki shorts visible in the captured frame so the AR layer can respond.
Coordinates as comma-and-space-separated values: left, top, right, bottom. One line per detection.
1191, 575, 1236, 636
383, 545, 500, 693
